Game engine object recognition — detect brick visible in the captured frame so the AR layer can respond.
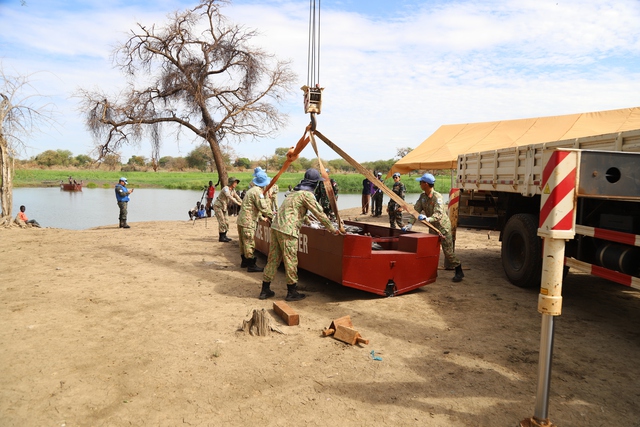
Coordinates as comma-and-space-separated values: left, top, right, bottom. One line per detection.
273, 300, 299, 326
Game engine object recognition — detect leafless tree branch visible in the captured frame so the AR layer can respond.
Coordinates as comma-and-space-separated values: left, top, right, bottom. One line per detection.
77, 0, 296, 182
1, 64, 57, 220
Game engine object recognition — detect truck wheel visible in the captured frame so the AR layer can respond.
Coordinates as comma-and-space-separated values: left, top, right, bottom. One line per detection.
501, 213, 541, 288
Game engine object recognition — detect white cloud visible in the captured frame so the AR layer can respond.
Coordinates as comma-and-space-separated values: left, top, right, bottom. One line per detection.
2, 0, 640, 163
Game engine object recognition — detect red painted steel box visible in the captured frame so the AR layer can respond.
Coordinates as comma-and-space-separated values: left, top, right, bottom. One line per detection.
254, 220, 440, 296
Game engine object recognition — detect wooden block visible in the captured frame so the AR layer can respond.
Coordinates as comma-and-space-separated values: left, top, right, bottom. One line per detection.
273, 301, 299, 326
322, 315, 352, 336
334, 325, 369, 346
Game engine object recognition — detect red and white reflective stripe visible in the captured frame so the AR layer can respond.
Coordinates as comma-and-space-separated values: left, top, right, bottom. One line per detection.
448, 188, 460, 208
575, 225, 640, 247
539, 150, 577, 233
565, 258, 640, 291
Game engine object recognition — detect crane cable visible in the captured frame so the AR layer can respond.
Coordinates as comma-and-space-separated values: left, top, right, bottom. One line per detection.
307, 0, 321, 88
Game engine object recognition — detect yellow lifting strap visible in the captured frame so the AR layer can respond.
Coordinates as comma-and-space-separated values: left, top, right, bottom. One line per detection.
262, 125, 310, 197
313, 130, 443, 238
308, 131, 345, 233
263, 126, 442, 238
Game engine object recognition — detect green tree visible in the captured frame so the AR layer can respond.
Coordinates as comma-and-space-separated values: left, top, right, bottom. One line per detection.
271, 147, 290, 170
127, 155, 147, 167
158, 156, 174, 169
186, 146, 211, 171
234, 157, 251, 169
328, 158, 353, 173
100, 153, 121, 171
298, 157, 312, 170
78, 0, 295, 188
34, 149, 72, 167
171, 157, 188, 171
74, 154, 93, 167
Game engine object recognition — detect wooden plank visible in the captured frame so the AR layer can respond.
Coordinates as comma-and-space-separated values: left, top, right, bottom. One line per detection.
273, 301, 299, 326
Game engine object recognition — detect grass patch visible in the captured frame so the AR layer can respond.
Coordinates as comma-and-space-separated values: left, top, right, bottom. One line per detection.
13, 168, 452, 194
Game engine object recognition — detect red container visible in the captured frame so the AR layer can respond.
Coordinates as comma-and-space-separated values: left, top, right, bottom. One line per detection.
254, 220, 440, 296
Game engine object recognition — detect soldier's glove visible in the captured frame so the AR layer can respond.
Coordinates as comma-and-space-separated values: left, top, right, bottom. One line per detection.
401, 224, 412, 232
418, 214, 427, 221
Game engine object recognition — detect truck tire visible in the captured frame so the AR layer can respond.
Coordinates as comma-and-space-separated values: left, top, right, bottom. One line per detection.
501, 213, 542, 288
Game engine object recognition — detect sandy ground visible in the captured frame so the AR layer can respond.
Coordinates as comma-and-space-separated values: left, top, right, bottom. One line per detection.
1, 207, 640, 427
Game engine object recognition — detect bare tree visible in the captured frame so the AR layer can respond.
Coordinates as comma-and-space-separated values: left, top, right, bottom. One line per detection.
78, 0, 296, 185
396, 146, 413, 159
1, 66, 55, 225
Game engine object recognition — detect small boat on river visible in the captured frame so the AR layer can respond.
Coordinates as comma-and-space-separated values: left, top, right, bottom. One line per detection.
60, 180, 83, 191
254, 219, 441, 297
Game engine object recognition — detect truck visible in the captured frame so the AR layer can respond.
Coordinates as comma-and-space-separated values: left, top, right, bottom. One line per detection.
455, 129, 640, 289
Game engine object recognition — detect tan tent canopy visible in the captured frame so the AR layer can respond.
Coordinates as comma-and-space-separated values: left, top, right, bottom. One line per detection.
390, 106, 640, 174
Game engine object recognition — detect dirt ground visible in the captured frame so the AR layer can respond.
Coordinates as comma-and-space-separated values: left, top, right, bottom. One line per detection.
1, 207, 639, 427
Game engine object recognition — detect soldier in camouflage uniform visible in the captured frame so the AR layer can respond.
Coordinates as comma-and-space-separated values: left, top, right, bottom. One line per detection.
387, 172, 406, 228
237, 171, 274, 273
214, 177, 243, 242
314, 173, 338, 221
259, 169, 339, 301
254, 167, 279, 213
402, 173, 464, 282
268, 182, 279, 213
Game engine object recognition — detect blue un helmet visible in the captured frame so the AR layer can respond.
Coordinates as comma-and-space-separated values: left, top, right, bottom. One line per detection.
252, 171, 271, 187
416, 173, 435, 185
392, 172, 401, 179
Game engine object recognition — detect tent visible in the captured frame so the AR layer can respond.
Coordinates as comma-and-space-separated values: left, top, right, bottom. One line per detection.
390, 106, 640, 174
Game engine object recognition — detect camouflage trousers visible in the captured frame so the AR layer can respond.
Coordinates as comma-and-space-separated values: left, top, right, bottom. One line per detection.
237, 224, 257, 259
214, 205, 229, 233
117, 201, 128, 222
388, 201, 403, 228
263, 229, 299, 285
430, 226, 460, 268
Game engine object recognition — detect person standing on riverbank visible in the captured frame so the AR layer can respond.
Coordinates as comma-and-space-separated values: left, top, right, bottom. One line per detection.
214, 177, 243, 242
115, 177, 133, 229
205, 180, 216, 217
371, 172, 384, 217
237, 171, 274, 272
388, 172, 406, 228
361, 175, 371, 215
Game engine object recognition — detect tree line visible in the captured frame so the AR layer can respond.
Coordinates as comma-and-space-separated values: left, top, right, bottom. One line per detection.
18, 145, 413, 175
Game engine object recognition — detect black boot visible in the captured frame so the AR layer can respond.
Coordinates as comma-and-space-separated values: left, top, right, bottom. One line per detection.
219, 233, 226, 242
222, 232, 232, 242
247, 257, 263, 273
240, 255, 248, 268
452, 265, 464, 282
285, 283, 306, 301
121, 221, 130, 229
259, 281, 275, 300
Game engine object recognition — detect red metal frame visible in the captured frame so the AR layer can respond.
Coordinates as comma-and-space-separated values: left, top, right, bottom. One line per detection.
254, 220, 441, 296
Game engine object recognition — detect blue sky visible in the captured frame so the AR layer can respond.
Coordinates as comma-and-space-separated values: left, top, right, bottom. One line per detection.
2, 0, 640, 163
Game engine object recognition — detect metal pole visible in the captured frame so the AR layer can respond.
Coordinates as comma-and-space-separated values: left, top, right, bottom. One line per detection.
534, 314, 555, 419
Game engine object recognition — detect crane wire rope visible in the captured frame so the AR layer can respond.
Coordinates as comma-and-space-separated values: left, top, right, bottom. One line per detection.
307, 0, 321, 88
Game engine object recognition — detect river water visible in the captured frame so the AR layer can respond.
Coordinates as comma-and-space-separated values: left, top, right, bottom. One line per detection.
11, 188, 429, 230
